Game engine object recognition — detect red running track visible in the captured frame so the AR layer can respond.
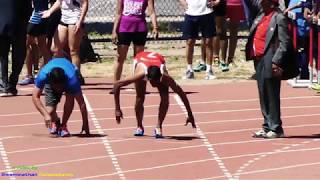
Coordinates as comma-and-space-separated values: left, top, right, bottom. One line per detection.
0, 78, 320, 179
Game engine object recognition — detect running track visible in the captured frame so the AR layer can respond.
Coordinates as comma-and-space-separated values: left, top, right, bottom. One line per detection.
0, 78, 320, 179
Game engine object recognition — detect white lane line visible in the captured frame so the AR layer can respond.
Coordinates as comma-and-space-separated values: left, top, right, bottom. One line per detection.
4, 121, 320, 156
2, 140, 320, 174
0, 138, 15, 180
1, 111, 320, 130
1, 95, 319, 117
233, 138, 320, 179
74, 158, 216, 180
83, 95, 125, 180
173, 94, 234, 180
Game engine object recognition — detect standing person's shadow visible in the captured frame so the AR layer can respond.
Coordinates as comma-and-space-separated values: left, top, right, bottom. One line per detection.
284, 134, 320, 139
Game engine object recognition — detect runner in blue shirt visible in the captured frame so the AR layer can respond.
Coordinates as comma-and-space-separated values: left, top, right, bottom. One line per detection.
32, 58, 89, 137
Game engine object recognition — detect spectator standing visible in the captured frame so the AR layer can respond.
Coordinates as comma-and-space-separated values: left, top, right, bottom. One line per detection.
42, 0, 89, 85
180, 0, 216, 80
111, 0, 158, 94
20, 0, 52, 85
246, 0, 291, 138
219, 0, 246, 71
0, 0, 32, 96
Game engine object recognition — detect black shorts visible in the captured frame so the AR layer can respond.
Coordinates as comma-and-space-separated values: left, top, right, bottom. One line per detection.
183, 12, 216, 39
46, 10, 61, 39
117, 32, 148, 46
59, 21, 85, 28
213, 0, 227, 17
44, 84, 63, 107
27, 20, 48, 36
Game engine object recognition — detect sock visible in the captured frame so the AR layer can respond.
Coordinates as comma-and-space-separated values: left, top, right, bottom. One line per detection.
206, 64, 212, 72
200, 60, 205, 65
187, 64, 193, 72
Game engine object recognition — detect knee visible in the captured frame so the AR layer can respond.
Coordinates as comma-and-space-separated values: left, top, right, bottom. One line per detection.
135, 96, 145, 106
186, 39, 196, 47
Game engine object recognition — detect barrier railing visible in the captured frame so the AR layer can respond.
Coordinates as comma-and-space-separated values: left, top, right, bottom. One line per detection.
287, 10, 319, 87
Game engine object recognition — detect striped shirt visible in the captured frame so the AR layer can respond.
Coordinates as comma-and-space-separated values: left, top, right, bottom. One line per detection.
29, 11, 43, 24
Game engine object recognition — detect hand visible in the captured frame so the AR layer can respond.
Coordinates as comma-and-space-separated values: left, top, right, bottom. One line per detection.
185, 115, 196, 128
111, 32, 118, 45
74, 21, 82, 34
41, 10, 51, 19
115, 109, 123, 124
272, 63, 283, 78
283, 9, 289, 15
207, 0, 220, 8
80, 121, 90, 135
152, 28, 159, 40
44, 115, 52, 128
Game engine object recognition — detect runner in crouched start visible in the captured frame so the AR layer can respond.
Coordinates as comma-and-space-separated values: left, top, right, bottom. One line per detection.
32, 58, 89, 137
114, 51, 196, 138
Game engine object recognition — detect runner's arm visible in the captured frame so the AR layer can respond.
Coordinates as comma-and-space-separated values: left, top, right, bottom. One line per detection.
163, 74, 196, 128
114, 73, 145, 123
32, 87, 52, 128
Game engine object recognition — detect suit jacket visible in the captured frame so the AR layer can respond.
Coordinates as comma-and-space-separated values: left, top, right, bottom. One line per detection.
0, 0, 32, 36
245, 9, 292, 79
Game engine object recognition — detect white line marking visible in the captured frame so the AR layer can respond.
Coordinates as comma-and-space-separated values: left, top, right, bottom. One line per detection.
0, 139, 15, 180
1, 140, 320, 174
1, 95, 319, 117
234, 138, 319, 179
173, 95, 234, 180
83, 95, 125, 180
74, 158, 217, 180
1, 111, 320, 131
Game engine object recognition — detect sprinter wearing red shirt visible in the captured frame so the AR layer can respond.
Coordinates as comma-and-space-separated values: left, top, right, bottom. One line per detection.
113, 51, 196, 138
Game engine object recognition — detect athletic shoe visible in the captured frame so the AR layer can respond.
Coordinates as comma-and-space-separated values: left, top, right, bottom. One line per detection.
19, 76, 34, 85
310, 83, 320, 91
49, 120, 61, 134
134, 127, 144, 136
219, 62, 229, 72
252, 129, 268, 138
184, 70, 194, 79
58, 126, 71, 137
154, 128, 163, 138
204, 70, 216, 80
264, 131, 284, 139
0, 89, 18, 97
193, 63, 206, 72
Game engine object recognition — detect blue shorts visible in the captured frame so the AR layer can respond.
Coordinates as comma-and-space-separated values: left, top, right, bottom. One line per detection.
183, 12, 216, 39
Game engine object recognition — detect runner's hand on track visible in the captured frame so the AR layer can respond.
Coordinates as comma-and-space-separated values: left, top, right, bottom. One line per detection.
115, 109, 123, 124
185, 115, 196, 128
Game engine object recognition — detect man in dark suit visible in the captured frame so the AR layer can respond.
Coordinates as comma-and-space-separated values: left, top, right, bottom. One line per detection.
245, 0, 291, 138
0, 0, 32, 96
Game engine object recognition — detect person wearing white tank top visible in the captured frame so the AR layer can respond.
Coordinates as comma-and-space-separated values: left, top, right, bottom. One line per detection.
42, 0, 88, 85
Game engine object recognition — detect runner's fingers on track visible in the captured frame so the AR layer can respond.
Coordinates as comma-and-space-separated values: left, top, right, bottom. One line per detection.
185, 116, 196, 128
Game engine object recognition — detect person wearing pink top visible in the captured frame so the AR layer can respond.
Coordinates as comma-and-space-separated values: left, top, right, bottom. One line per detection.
218, 0, 246, 71
111, 0, 158, 94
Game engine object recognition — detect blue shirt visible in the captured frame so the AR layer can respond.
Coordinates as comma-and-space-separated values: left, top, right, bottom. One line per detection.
288, 0, 310, 37
35, 58, 81, 95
